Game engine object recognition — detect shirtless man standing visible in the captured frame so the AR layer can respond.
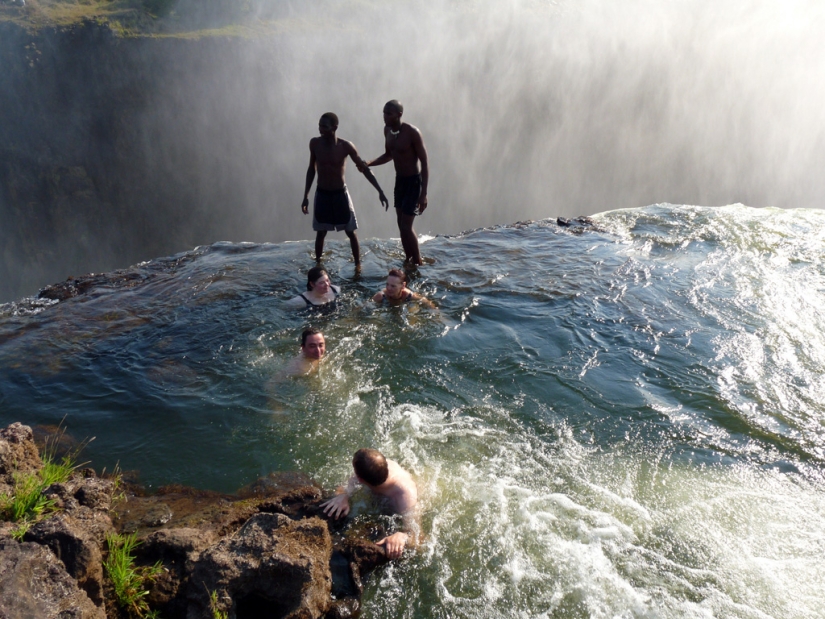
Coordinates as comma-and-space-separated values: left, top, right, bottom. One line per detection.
321, 448, 419, 559
365, 100, 430, 266
302, 113, 388, 265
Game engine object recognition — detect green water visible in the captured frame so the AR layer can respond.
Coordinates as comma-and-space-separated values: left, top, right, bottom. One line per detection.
1, 205, 824, 617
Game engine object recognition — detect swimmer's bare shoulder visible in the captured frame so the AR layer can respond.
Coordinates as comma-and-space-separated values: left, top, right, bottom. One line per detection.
385, 459, 418, 513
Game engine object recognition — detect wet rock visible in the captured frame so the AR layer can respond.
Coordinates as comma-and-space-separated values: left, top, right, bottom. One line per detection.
112, 484, 246, 537
556, 216, 603, 232
185, 513, 333, 619
0, 538, 104, 619
337, 538, 391, 595
37, 270, 148, 301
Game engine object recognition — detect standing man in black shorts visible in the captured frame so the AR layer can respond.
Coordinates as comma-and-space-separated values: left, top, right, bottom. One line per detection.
365, 100, 430, 266
301, 112, 388, 265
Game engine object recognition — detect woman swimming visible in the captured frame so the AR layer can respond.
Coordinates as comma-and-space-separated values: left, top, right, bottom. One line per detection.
286, 266, 341, 309
372, 268, 435, 308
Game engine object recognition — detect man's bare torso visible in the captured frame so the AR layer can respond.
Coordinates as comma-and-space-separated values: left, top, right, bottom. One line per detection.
385, 124, 422, 177
311, 136, 354, 191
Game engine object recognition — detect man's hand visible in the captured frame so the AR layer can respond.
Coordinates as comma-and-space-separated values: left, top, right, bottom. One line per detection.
376, 532, 408, 559
321, 494, 350, 519
417, 194, 428, 214
379, 192, 389, 211
301, 197, 309, 214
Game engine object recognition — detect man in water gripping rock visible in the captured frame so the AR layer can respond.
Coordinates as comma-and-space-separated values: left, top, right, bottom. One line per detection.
321, 448, 419, 559
301, 112, 389, 266
365, 100, 430, 266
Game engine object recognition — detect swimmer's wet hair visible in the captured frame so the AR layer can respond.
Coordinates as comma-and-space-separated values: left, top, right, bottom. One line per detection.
320, 112, 339, 127
384, 100, 403, 114
301, 328, 322, 347
387, 268, 407, 284
307, 266, 328, 291
353, 448, 389, 486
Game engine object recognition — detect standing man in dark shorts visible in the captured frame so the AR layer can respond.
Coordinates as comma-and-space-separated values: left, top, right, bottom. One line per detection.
365, 100, 430, 266
302, 112, 389, 265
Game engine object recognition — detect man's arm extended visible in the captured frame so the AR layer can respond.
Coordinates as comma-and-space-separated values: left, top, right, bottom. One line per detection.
366, 128, 393, 168
348, 145, 389, 210
301, 143, 317, 214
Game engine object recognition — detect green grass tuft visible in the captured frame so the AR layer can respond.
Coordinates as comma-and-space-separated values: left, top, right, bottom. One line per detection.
209, 589, 229, 619
0, 425, 87, 527
104, 532, 163, 618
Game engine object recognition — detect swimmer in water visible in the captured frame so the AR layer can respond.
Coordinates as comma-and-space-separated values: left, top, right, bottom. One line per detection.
279, 329, 326, 377
321, 448, 420, 559
372, 268, 435, 308
285, 266, 340, 309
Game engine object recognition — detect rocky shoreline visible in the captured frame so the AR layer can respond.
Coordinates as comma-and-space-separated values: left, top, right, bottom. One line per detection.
0, 422, 391, 618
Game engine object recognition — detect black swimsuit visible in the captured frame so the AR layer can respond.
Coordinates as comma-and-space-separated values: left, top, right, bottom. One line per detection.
300, 287, 340, 307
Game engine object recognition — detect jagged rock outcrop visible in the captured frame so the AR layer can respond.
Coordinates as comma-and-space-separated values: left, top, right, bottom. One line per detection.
0, 422, 43, 493
186, 513, 332, 619
0, 423, 392, 619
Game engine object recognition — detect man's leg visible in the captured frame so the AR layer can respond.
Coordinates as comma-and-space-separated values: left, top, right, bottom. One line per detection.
396, 210, 421, 265
314, 231, 327, 262
345, 230, 361, 264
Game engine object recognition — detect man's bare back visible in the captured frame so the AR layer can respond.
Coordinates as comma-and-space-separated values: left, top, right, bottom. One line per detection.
321, 449, 419, 559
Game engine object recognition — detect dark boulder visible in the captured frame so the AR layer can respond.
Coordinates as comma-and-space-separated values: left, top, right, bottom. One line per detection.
0, 538, 105, 619
185, 513, 333, 619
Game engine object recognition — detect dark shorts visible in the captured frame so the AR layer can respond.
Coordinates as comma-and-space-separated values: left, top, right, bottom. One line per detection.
313, 187, 357, 232
394, 174, 422, 217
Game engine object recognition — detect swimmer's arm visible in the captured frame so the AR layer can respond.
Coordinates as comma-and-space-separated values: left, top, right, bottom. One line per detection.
284, 295, 306, 309
377, 509, 421, 559
372, 291, 385, 303
412, 292, 436, 309
321, 475, 359, 519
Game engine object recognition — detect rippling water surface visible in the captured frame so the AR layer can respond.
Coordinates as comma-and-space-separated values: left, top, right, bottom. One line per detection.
1, 204, 824, 618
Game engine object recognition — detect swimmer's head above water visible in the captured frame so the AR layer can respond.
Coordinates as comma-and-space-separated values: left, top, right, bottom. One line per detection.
306, 266, 332, 293
384, 268, 408, 300
300, 329, 326, 360
352, 448, 389, 487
